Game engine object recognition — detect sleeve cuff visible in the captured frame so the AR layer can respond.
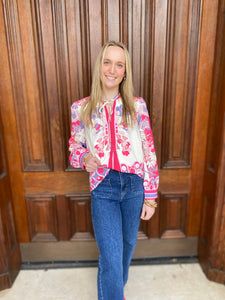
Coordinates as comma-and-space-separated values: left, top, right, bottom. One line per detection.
80, 151, 90, 169
144, 191, 158, 200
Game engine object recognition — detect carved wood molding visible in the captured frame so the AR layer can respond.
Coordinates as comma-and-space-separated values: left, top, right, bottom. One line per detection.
159, 191, 189, 239
26, 194, 58, 242
67, 194, 94, 241
52, 0, 91, 170
161, 0, 202, 168
3, 0, 53, 171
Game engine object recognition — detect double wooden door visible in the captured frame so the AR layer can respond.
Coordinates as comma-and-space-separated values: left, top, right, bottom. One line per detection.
1, 0, 225, 289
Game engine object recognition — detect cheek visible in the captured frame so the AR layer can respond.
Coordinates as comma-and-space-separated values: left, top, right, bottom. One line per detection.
118, 68, 125, 78
100, 66, 106, 82
102, 65, 108, 74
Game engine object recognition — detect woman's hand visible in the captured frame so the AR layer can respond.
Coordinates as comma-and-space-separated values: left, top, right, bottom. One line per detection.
141, 200, 157, 220
84, 155, 101, 172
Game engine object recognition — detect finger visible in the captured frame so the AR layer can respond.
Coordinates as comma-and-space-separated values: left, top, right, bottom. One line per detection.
86, 164, 98, 172
87, 157, 101, 167
85, 157, 97, 168
88, 161, 98, 168
86, 159, 100, 172
141, 206, 155, 220
94, 157, 101, 165
145, 208, 155, 220
140, 206, 147, 220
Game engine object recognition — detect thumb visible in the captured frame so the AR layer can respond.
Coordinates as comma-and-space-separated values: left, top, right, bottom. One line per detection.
140, 206, 146, 220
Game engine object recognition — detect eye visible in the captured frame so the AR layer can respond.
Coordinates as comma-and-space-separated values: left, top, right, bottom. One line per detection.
117, 63, 123, 68
103, 60, 110, 65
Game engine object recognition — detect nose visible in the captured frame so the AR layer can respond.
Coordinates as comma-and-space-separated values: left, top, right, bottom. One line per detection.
109, 64, 115, 73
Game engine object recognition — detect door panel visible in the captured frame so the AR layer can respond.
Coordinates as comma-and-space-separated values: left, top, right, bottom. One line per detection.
0, 110, 21, 291
0, 0, 29, 243
0, 0, 219, 260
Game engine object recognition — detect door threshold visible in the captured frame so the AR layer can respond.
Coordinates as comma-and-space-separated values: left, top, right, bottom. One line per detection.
20, 236, 198, 269
21, 255, 198, 270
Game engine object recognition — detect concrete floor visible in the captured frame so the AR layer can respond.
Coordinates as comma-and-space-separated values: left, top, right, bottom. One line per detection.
0, 263, 225, 299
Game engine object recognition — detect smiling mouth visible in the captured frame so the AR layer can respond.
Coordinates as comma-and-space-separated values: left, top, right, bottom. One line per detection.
105, 75, 116, 80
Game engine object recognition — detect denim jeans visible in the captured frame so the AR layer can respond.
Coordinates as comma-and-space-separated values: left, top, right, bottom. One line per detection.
91, 169, 144, 300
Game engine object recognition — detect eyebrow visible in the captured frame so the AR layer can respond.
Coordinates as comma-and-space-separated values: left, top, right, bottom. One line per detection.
103, 58, 125, 64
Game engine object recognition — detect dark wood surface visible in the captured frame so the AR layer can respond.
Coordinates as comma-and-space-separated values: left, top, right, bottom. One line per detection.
20, 237, 198, 262
0, 0, 224, 287
1, 0, 209, 244
198, 0, 225, 284
0, 108, 21, 291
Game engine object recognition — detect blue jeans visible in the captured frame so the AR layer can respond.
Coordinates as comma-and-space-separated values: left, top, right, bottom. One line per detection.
91, 169, 144, 300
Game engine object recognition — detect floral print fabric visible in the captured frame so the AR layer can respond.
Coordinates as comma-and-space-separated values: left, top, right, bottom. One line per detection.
69, 96, 159, 200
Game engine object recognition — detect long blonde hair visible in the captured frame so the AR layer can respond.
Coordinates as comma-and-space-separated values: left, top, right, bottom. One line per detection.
81, 41, 136, 126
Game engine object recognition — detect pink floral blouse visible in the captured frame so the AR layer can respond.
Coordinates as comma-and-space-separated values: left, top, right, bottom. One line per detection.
69, 96, 159, 200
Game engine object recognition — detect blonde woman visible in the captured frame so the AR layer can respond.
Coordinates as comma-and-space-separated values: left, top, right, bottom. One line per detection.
69, 41, 159, 300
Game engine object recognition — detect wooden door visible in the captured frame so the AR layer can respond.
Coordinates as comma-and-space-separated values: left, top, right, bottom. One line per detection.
0, 108, 21, 291
0, 0, 220, 262
198, 0, 225, 284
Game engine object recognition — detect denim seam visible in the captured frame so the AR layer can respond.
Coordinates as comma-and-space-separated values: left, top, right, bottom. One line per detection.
119, 171, 123, 202
99, 258, 104, 300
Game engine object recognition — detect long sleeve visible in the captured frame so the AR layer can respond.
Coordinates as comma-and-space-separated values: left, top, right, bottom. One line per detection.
69, 101, 90, 169
137, 98, 159, 200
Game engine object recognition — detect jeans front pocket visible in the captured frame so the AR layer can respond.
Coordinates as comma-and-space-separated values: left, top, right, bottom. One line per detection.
91, 177, 112, 199
130, 174, 144, 195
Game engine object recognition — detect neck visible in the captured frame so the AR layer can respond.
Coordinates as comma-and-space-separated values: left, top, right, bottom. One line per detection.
103, 94, 119, 102
102, 89, 119, 101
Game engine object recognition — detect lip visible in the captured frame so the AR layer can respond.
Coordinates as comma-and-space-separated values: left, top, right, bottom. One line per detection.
105, 75, 117, 81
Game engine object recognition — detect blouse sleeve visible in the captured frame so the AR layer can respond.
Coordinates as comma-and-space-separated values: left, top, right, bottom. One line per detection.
69, 101, 90, 169
137, 98, 159, 200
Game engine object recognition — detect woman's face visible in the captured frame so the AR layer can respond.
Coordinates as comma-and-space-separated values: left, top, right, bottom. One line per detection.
101, 46, 126, 94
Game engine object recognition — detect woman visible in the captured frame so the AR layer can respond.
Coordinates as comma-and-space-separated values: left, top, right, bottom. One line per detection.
69, 41, 159, 300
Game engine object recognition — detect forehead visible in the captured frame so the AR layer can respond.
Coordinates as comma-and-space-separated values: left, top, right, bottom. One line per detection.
103, 46, 126, 62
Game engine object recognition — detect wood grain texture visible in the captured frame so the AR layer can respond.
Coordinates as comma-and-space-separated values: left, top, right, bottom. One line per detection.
68, 194, 94, 241
0, 208, 8, 275
34, 0, 64, 171
151, 0, 167, 166
198, 0, 225, 283
0, 105, 21, 290
159, 192, 188, 239
209, 105, 225, 278
200, 115, 225, 284
24, 171, 90, 194
2, 0, 201, 242
0, 0, 29, 242
0, 1, 224, 271
188, 0, 218, 236
26, 195, 58, 242
20, 237, 198, 261
3, 0, 53, 171
161, 0, 202, 169
53, 0, 91, 170
0, 125, 6, 179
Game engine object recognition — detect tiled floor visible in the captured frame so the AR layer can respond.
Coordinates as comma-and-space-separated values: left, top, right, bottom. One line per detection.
0, 263, 225, 299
